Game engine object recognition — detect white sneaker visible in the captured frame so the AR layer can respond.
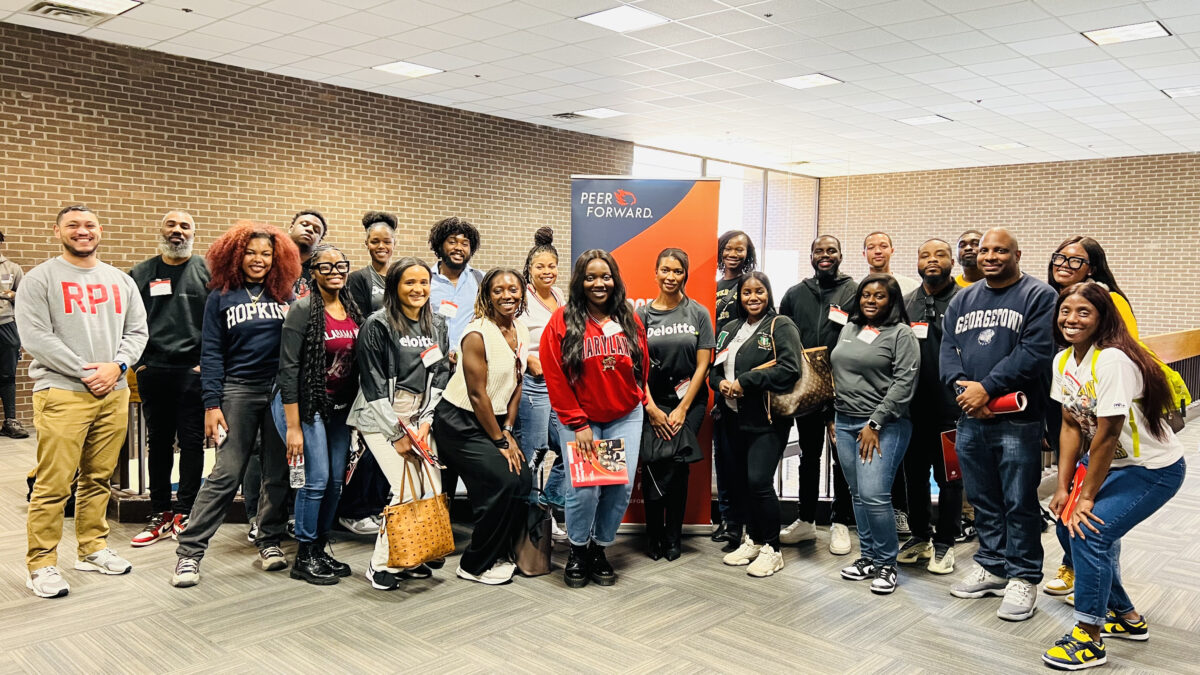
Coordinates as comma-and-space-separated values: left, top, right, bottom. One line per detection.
927, 545, 955, 575
74, 548, 132, 575
171, 557, 200, 588
722, 538, 761, 566
339, 516, 378, 535
456, 562, 514, 585
27, 566, 70, 598
550, 515, 567, 543
950, 564, 1007, 598
894, 509, 911, 537
997, 578, 1038, 621
779, 519, 817, 545
746, 544, 784, 577
897, 538, 933, 564
829, 523, 852, 555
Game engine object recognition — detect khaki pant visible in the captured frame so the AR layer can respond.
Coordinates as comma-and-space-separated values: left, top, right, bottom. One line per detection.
27, 387, 130, 571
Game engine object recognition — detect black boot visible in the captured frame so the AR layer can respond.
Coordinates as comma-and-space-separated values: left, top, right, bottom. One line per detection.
314, 536, 351, 577
663, 523, 682, 561
291, 542, 338, 585
588, 542, 616, 586
644, 503, 664, 561
710, 520, 728, 542
720, 523, 744, 553
565, 544, 590, 588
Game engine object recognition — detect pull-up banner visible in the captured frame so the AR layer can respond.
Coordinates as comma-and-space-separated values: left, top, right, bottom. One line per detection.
571, 176, 720, 530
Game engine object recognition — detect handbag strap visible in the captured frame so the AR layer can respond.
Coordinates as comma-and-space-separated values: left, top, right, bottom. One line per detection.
401, 461, 419, 502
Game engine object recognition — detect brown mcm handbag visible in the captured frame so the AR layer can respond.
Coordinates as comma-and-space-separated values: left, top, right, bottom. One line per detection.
384, 461, 455, 570
754, 316, 836, 420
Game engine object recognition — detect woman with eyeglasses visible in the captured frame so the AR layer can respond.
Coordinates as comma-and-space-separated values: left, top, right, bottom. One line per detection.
1044, 236, 1138, 601
172, 223, 300, 588
271, 244, 364, 584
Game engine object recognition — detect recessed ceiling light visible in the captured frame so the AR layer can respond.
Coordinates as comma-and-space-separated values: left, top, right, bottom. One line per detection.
774, 73, 842, 90
54, 0, 141, 13
574, 107, 625, 119
900, 114, 952, 125
1162, 85, 1200, 99
982, 142, 1026, 150
1082, 21, 1170, 46
372, 60, 443, 78
577, 6, 669, 33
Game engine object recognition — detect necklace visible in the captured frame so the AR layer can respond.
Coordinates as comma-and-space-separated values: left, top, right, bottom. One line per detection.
246, 286, 265, 305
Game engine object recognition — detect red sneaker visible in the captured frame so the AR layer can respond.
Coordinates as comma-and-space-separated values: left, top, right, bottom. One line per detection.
131, 511, 174, 547
171, 513, 188, 540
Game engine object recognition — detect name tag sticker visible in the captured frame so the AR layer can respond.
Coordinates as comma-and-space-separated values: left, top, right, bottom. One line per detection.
421, 345, 443, 368
150, 279, 172, 297
602, 320, 624, 337
437, 301, 458, 318
828, 305, 848, 325
857, 326, 880, 344
910, 322, 929, 339
713, 349, 729, 366
674, 378, 691, 400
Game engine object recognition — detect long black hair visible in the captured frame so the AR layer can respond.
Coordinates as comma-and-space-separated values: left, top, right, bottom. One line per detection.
717, 229, 757, 274
656, 247, 690, 296
733, 270, 775, 321
383, 256, 434, 338
848, 273, 910, 327
298, 244, 364, 423
1055, 282, 1172, 440
523, 226, 558, 286
561, 249, 645, 385
1048, 236, 1128, 299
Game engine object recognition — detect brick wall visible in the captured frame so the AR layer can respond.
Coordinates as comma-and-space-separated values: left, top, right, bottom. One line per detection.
818, 153, 1200, 338
0, 22, 632, 420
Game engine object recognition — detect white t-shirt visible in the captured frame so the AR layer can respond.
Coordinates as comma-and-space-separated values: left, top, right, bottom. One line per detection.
1051, 346, 1184, 470
517, 285, 564, 359
721, 319, 760, 412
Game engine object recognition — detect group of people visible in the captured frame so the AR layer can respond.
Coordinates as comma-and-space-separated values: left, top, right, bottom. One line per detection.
13, 203, 1188, 671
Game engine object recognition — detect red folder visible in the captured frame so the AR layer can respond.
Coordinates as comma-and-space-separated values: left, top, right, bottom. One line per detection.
941, 430, 961, 481
1061, 464, 1088, 521
987, 392, 1027, 414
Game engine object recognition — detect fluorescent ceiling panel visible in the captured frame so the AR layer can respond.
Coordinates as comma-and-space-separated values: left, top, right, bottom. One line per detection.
774, 73, 843, 90
1162, 85, 1200, 99
372, 60, 443, 77
1082, 21, 1170, 46
900, 114, 953, 125
56, 0, 140, 13
577, 6, 669, 33
575, 107, 625, 118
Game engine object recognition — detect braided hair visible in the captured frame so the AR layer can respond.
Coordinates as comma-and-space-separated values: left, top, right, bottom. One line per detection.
297, 244, 365, 423
523, 226, 558, 285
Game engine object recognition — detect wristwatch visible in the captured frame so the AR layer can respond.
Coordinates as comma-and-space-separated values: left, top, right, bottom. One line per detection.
867, 419, 882, 431
503, 424, 514, 434
491, 436, 510, 449
115, 361, 127, 374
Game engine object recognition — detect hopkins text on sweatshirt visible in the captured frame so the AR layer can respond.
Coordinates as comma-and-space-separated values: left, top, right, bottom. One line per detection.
200, 285, 288, 407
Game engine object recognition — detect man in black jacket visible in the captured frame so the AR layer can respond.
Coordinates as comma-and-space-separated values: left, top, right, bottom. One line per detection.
897, 239, 961, 573
128, 210, 211, 547
776, 235, 858, 555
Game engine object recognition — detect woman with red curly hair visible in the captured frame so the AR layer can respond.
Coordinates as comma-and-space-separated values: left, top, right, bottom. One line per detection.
172, 223, 300, 588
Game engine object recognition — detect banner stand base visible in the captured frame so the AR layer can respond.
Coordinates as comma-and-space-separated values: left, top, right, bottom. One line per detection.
617, 523, 712, 535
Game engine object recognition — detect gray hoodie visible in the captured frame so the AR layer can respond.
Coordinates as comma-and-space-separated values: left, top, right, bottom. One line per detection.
15, 256, 148, 392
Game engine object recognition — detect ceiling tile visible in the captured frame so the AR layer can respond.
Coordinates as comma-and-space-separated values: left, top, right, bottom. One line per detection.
724, 25, 801, 49
634, 0, 726, 21
150, 0, 248, 20
681, 9, 767, 35
225, 7, 316, 34
125, 4, 217, 30
1009, 33, 1093, 57
259, 0, 357, 22
290, 23, 374, 48
956, 2, 1050, 29
469, 2, 561, 29
195, 19, 283, 44
368, 0, 460, 26
786, 11, 872, 38
327, 12, 415, 37
846, 0, 945, 24
94, 16, 188, 40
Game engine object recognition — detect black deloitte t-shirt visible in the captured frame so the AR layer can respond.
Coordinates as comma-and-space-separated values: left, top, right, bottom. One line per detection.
636, 298, 716, 405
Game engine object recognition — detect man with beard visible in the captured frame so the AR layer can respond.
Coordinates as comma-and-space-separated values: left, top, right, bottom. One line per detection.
428, 216, 483, 360
955, 229, 983, 288
19, 205, 147, 598
777, 235, 858, 555
941, 227, 1056, 622
896, 239, 962, 574
129, 210, 212, 546
863, 231, 920, 295
288, 209, 327, 299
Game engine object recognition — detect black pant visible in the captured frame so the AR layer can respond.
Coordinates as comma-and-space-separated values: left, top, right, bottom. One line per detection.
137, 366, 205, 513
0, 322, 19, 420
902, 419, 962, 546
337, 439, 392, 520
643, 401, 705, 544
725, 410, 790, 548
432, 400, 531, 576
176, 379, 289, 558
794, 411, 855, 526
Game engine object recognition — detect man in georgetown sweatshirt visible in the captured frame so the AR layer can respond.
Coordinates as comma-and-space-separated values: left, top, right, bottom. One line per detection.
939, 227, 1056, 623
17, 205, 148, 599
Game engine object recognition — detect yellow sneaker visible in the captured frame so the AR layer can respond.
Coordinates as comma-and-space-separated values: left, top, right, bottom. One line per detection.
1044, 565, 1074, 596
1042, 626, 1106, 670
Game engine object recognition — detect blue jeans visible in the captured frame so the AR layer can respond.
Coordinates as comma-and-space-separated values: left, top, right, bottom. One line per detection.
558, 406, 644, 547
1071, 459, 1185, 625
270, 394, 351, 544
835, 415, 912, 566
516, 374, 565, 505
956, 417, 1045, 582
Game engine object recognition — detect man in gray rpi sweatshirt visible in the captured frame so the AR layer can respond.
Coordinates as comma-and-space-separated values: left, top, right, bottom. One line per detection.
17, 204, 147, 600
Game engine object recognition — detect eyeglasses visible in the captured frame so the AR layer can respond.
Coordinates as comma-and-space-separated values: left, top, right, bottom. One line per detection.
313, 261, 351, 275
1051, 253, 1089, 270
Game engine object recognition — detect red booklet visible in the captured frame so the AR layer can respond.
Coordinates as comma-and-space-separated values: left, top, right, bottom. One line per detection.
1061, 464, 1088, 521
986, 392, 1027, 414
940, 430, 961, 481
566, 439, 629, 487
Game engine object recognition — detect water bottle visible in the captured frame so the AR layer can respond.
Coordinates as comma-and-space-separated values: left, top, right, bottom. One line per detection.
289, 457, 306, 489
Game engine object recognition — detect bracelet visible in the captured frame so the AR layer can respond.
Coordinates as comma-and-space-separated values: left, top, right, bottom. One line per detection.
205, 406, 220, 411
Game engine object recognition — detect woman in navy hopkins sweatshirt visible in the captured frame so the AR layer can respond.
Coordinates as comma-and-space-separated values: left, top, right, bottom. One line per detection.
172, 223, 301, 589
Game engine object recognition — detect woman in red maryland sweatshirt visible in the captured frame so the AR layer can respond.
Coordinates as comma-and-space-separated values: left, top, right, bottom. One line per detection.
541, 249, 648, 590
